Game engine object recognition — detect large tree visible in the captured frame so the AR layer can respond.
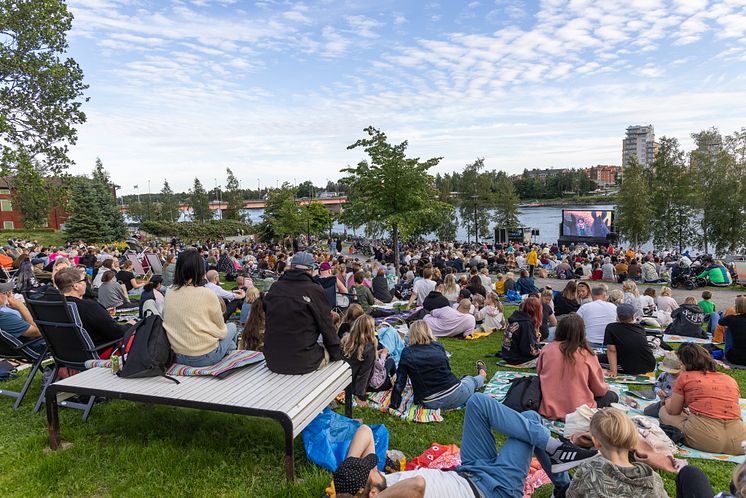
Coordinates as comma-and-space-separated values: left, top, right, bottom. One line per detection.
223, 168, 243, 221
493, 171, 520, 231
261, 183, 302, 239
12, 153, 51, 229
649, 137, 698, 252
159, 180, 180, 222
189, 178, 211, 222
65, 164, 126, 242
615, 156, 652, 248
341, 126, 452, 264
0, 0, 88, 173
457, 158, 497, 242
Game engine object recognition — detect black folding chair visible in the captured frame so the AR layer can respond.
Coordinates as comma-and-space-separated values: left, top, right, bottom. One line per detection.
25, 297, 120, 421
0, 329, 48, 409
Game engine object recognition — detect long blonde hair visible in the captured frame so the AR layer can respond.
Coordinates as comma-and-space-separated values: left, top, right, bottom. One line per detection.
622, 279, 639, 297
444, 274, 459, 295
341, 315, 377, 361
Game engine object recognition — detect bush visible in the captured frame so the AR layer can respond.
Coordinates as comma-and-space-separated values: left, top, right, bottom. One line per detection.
140, 220, 252, 241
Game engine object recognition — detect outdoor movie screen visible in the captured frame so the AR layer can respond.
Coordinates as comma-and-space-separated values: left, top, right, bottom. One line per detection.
562, 210, 613, 238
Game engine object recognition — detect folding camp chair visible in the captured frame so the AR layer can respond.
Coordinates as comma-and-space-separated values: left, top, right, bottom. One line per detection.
0, 329, 48, 409
25, 297, 120, 421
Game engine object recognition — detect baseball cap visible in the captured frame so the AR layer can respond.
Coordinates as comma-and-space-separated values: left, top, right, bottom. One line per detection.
31, 258, 45, 266
319, 261, 332, 271
290, 252, 315, 270
0, 280, 15, 293
332, 454, 379, 495
616, 303, 635, 321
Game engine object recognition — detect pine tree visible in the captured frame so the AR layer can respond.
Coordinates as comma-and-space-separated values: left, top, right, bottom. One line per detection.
189, 178, 211, 222
159, 180, 180, 222
493, 171, 520, 230
64, 178, 107, 241
223, 168, 243, 220
615, 156, 652, 248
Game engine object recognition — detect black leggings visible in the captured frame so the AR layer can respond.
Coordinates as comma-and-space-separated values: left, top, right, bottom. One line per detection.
675, 465, 715, 498
594, 390, 619, 408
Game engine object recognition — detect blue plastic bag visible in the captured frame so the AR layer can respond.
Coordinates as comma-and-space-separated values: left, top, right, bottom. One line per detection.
505, 289, 523, 303
302, 408, 388, 472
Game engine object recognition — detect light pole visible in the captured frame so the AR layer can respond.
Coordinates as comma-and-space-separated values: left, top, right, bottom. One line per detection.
147, 179, 151, 221
471, 194, 479, 244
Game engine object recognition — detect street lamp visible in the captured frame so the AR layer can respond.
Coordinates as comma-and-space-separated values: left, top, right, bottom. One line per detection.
471, 194, 479, 244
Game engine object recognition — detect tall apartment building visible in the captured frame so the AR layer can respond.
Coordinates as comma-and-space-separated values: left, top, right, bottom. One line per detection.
622, 125, 657, 168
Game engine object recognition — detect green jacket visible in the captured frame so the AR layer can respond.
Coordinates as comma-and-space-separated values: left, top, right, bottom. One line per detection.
697, 265, 731, 285
567, 457, 668, 498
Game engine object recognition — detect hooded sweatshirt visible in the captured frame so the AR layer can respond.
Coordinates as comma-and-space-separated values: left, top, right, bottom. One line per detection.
424, 305, 475, 338
567, 458, 668, 498
665, 303, 706, 338
501, 310, 540, 365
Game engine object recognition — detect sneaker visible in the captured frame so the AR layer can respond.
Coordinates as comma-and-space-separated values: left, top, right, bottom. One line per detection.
549, 442, 598, 473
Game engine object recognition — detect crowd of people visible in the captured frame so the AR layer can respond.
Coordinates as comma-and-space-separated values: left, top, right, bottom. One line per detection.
1, 235, 746, 497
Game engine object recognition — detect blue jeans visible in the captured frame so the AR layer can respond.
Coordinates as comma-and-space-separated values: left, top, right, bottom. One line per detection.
174, 323, 238, 367
422, 375, 485, 410
458, 394, 570, 498
706, 312, 720, 336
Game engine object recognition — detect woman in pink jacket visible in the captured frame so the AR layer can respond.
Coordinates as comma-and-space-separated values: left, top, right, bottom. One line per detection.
537, 313, 618, 420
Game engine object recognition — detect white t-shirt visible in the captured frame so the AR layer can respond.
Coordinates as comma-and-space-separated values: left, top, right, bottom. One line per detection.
577, 299, 618, 344
385, 468, 475, 498
413, 278, 436, 306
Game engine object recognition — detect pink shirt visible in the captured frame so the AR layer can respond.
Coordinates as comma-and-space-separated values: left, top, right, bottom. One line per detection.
537, 341, 610, 420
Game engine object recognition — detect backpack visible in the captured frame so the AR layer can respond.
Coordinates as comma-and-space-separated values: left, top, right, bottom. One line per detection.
502, 375, 542, 412
118, 313, 178, 383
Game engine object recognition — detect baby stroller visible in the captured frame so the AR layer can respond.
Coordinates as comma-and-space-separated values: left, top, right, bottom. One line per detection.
670, 265, 706, 290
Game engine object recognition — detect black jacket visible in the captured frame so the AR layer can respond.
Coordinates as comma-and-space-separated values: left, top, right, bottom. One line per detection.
390, 342, 459, 407
67, 296, 129, 347
371, 275, 393, 303
553, 294, 580, 316
263, 269, 341, 374
344, 343, 375, 401
501, 310, 540, 365
665, 304, 706, 339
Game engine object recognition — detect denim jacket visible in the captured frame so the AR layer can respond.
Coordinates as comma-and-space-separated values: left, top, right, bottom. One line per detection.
390, 342, 459, 408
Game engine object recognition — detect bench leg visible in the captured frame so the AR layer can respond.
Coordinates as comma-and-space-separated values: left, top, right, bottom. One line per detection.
283, 423, 294, 481
345, 384, 353, 418
46, 387, 60, 450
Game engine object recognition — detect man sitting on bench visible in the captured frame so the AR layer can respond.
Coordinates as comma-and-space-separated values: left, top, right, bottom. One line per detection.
331, 393, 595, 497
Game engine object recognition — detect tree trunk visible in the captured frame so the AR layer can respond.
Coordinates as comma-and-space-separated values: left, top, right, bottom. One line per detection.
392, 223, 399, 268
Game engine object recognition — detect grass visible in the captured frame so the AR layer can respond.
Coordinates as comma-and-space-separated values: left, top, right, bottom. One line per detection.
0, 230, 67, 247
0, 306, 741, 497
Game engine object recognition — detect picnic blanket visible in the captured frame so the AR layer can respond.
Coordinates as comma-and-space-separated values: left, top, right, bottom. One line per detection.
366, 386, 443, 423
166, 350, 265, 377
496, 359, 537, 369
465, 329, 496, 341
605, 373, 656, 385
662, 334, 713, 344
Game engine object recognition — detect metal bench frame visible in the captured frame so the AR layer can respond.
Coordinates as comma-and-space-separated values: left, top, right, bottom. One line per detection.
45, 361, 352, 480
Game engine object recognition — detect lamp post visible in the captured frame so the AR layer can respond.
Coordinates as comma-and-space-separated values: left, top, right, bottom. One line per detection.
471, 194, 479, 244
147, 179, 151, 221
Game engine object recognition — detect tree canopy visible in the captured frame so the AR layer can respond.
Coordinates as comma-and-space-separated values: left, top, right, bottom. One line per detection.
614, 156, 651, 248
64, 162, 126, 242
0, 0, 88, 173
189, 178, 211, 222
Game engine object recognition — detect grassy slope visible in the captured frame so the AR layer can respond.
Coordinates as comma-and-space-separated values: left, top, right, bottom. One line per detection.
0, 306, 739, 497
0, 230, 67, 247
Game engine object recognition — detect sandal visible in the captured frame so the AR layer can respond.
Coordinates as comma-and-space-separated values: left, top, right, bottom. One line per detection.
476, 360, 487, 376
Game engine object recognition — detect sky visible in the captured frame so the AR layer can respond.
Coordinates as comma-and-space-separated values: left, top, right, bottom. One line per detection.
64, 0, 746, 195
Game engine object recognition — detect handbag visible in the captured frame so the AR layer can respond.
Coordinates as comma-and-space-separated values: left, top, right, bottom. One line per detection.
502, 375, 542, 412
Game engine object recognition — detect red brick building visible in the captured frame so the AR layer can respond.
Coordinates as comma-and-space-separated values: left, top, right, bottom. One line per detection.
586, 165, 621, 186
0, 177, 70, 230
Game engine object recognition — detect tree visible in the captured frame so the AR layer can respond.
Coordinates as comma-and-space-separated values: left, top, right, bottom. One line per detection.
615, 156, 652, 248
223, 168, 243, 221
12, 153, 51, 229
0, 0, 88, 173
296, 180, 316, 199
159, 180, 180, 222
64, 167, 126, 243
649, 137, 698, 252
457, 158, 498, 242
341, 126, 452, 265
304, 201, 334, 236
261, 183, 302, 239
493, 171, 520, 231
189, 178, 211, 222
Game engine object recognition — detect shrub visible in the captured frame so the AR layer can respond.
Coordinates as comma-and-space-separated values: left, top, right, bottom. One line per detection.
139, 220, 252, 241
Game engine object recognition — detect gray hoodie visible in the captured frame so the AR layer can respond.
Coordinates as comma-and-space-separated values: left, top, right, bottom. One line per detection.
567, 457, 668, 498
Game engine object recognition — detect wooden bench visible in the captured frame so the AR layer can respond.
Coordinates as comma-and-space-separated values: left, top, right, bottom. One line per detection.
45, 360, 352, 479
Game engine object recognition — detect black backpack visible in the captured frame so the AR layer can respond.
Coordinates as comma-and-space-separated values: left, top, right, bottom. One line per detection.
502, 375, 542, 412
118, 313, 178, 383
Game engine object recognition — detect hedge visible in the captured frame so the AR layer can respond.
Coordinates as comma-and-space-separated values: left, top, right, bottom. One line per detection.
140, 220, 252, 240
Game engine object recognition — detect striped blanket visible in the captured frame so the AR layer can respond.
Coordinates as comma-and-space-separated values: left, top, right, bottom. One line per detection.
367, 385, 443, 423
166, 350, 265, 377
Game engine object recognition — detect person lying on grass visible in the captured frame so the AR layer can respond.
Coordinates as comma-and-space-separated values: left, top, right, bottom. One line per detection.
332, 393, 595, 498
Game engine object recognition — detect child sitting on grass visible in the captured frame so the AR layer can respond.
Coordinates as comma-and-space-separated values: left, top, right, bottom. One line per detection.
567, 408, 668, 498
643, 351, 682, 417
475, 291, 505, 332
494, 273, 506, 295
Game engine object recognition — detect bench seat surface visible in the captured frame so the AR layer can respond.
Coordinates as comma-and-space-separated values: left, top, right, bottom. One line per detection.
50, 361, 352, 437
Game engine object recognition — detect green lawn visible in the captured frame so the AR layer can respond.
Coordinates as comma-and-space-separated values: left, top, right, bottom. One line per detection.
0, 230, 67, 247
0, 307, 740, 497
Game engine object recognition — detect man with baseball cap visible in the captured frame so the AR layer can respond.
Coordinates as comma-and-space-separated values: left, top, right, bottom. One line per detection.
0, 280, 44, 353
263, 252, 341, 374
329, 393, 596, 497
599, 303, 657, 377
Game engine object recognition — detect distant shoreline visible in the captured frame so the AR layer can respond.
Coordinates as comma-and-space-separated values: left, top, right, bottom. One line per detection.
519, 197, 616, 208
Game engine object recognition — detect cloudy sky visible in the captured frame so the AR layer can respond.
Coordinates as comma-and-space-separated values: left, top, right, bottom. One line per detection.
65, 0, 746, 195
